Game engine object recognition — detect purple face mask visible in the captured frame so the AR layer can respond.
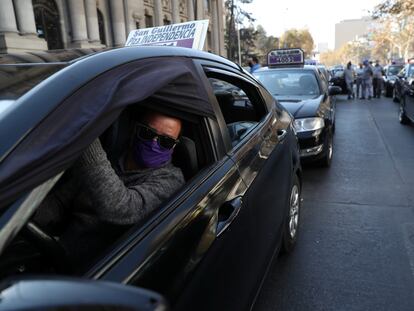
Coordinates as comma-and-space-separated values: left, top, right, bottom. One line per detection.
133, 137, 173, 168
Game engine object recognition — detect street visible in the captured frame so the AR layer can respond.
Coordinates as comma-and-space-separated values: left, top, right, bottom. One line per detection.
253, 95, 414, 310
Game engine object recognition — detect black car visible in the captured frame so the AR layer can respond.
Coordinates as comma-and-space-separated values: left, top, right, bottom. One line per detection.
383, 64, 404, 97
0, 47, 302, 311
329, 68, 348, 94
393, 62, 414, 103
395, 65, 414, 125
254, 49, 341, 167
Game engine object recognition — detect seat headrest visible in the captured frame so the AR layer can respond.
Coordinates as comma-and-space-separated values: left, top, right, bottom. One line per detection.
172, 136, 198, 181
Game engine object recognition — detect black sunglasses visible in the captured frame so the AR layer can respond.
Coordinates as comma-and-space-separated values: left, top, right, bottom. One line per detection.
136, 123, 179, 150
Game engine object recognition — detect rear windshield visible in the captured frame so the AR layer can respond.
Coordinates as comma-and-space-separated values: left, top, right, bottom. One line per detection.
254, 69, 320, 96
0, 64, 67, 100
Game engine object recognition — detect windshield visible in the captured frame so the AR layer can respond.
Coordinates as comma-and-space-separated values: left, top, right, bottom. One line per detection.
254, 69, 320, 97
0, 64, 66, 100
387, 65, 403, 75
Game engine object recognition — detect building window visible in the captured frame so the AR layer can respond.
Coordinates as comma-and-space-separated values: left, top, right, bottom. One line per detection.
145, 14, 153, 27
136, 21, 140, 29
163, 17, 171, 25
32, 0, 63, 50
97, 9, 106, 45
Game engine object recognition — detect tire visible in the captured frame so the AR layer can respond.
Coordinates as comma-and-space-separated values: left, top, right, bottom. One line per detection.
399, 106, 410, 125
281, 175, 301, 254
393, 88, 400, 103
317, 130, 333, 167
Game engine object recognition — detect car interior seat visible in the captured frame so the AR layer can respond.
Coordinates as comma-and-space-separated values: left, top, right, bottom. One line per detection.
172, 136, 198, 181
214, 92, 236, 124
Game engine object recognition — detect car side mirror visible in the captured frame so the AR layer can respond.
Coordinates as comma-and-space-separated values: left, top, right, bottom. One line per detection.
328, 86, 342, 96
0, 277, 169, 311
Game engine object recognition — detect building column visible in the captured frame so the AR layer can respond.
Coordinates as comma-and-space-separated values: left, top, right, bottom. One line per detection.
109, 0, 126, 46
0, 0, 47, 53
68, 0, 89, 46
13, 0, 37, 35
172, 0, 180, 24
154, 0, 163, 26
85, 0, 100, 43
0, 0, 18, 33
196, 0, 204, 20
217, 0, 225, 56
187, 0, 194, 20
211, 0, 220, 54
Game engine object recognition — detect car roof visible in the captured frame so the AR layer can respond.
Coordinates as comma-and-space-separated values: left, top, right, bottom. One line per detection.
0, 46, 241, 162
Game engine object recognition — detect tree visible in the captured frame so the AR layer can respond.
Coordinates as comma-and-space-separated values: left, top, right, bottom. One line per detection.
225, 0, 255, 62
253, 25, 279, 63
372, 0, 414, 60
279, 29, 314, 58
373, 0, 414, 18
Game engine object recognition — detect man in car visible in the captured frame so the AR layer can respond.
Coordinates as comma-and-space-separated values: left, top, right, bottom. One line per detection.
35, 110, 185, 267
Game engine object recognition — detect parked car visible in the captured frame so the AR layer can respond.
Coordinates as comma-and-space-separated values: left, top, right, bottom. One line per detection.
393, 62, 414, 103
383, 64, 404, 97
317, 64, 331, 82
396, 65, 414, 125
329, 68, 348, 94
254, 49, 341, 167
0, 47, 302, 311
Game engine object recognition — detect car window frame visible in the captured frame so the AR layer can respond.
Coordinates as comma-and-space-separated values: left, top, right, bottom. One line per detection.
0, 172, 64, 255
197, 64, 272, 154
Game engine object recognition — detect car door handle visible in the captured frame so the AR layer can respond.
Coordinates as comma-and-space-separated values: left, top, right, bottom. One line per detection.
216, 196, 242, 237
277, 129, 287, 141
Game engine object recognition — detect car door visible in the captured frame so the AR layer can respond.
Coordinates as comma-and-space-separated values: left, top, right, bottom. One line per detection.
187, 62, 296, 309
405, 66, 414, 119
90, 113, 264, 311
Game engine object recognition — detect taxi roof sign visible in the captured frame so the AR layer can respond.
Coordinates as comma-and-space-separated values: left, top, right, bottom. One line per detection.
267, 48, 304, 67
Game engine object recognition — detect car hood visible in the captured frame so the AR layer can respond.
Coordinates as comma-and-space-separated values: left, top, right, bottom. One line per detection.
276, 95, 322, 118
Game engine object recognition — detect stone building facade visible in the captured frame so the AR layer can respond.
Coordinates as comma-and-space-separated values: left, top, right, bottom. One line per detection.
0, 0, 226, 55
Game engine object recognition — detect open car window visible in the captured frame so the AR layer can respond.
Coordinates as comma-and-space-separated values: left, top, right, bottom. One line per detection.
206, 74, 267, 148
0, 103, 217, 279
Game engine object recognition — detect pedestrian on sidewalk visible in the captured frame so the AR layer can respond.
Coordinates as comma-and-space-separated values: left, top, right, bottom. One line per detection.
361, 60, 373, 100
355, 63, 364, 99
344, 61, 355, 100
372, 60, 384, 98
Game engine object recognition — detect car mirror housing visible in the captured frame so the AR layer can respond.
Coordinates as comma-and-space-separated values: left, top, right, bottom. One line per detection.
0, 277, 169, 311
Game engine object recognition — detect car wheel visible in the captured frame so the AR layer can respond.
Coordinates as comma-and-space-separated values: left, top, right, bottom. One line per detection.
399, 106, 410, 125
393, 88, 400, 103
318, 131, 333, 167
281, 175, 301, 254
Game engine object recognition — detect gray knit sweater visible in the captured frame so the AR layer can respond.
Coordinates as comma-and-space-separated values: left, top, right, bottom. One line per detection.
35, 139, 184, 267
74, 139, 184, 225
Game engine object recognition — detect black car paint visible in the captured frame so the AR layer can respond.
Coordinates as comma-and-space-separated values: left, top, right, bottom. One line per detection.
393, 64, 414, 103
383, 65, 404, 97
255, 67, 335, 163
0, 47, 301, 310
394, 64, 414, 124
